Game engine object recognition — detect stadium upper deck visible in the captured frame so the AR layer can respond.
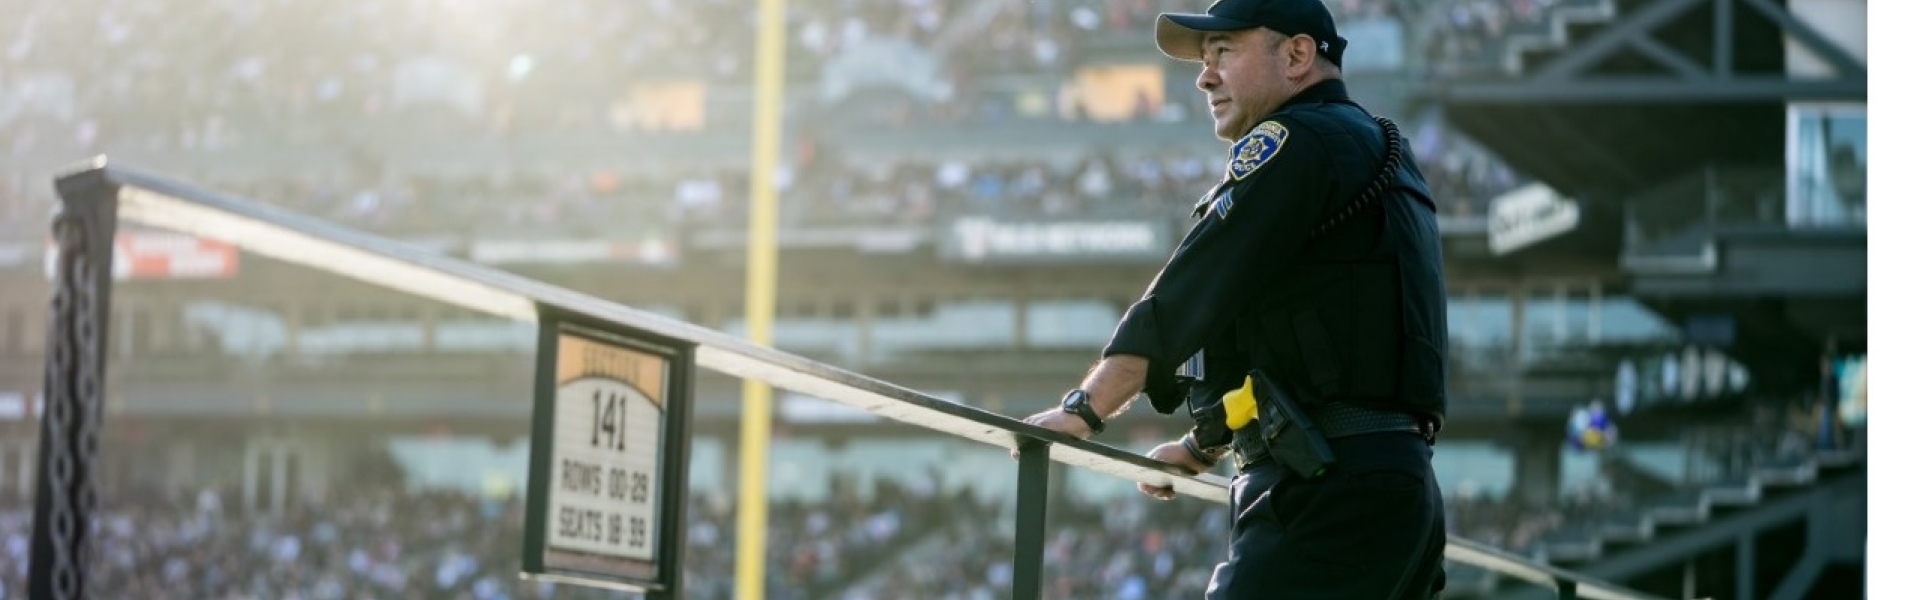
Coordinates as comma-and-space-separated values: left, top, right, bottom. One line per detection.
0, 0, 1542, 193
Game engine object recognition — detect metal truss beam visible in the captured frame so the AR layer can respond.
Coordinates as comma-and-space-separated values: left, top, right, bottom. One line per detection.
1444, 0, 1866, 105
1441, 77, 1866, 103
1533, 0, 1708, 81
1735, 0, 1866, 77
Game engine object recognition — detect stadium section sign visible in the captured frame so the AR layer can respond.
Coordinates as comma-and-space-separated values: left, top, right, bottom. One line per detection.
1488, 183, 1580, 256
524, 316, 693, 595
940, 217, 1168, 264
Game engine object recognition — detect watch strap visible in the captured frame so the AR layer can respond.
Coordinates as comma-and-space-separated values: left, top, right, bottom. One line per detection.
1061, 389, 1105, 434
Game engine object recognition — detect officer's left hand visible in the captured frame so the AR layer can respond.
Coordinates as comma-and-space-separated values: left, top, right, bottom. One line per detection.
1139, 440, 1211, 500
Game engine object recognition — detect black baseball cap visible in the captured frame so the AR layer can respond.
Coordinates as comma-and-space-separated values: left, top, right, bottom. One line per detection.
1155, 0, 1348, 67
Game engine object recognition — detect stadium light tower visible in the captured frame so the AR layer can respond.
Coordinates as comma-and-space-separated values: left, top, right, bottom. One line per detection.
736, 0, 788, 598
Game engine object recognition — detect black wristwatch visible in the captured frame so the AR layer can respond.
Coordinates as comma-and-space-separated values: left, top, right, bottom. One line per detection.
1060, 389, 1106, 435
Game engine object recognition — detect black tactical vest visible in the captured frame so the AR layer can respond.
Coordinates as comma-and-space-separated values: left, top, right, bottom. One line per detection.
1210, 99, 1451, 427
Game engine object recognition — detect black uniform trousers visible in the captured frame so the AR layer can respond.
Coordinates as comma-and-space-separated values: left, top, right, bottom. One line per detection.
1205, 431, 1447, 600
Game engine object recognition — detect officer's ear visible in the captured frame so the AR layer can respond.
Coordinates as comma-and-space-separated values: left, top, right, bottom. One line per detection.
1278, 34, 1319, 78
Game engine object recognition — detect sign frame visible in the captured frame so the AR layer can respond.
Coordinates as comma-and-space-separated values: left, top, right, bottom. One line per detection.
522, 309, 694, 597
1487, 183, 1580, 256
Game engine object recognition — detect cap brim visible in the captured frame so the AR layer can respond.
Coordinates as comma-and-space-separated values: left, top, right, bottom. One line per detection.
1154, 13, 1259, 61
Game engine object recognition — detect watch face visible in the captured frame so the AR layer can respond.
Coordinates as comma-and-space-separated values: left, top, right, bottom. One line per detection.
1063, 390, 1099, 431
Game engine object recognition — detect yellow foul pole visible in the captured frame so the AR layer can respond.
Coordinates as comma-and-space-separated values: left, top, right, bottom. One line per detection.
735, 0, 786, 597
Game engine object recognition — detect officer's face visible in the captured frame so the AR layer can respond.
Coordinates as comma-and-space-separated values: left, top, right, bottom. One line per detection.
1196, 29, 1313, 141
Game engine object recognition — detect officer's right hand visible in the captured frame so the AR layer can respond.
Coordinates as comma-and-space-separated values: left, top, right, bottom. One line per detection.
1138, 440, 1213, 500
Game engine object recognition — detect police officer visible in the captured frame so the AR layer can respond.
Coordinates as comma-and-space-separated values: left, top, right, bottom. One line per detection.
1021, 0, 1450, 597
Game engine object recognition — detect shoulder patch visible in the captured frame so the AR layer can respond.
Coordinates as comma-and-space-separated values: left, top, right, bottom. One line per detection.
1211, 187, 1235, 220
1227, 121, 1289, 181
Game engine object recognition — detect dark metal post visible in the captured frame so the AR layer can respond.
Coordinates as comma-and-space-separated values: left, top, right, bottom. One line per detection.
30, 170, 120, 600
1558, 578, 1579, 600
1012, 439, 1051, 600
1736, 533, 1754, 600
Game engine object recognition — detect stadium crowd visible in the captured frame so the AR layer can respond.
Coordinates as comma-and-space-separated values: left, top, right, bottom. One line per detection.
1, 0, 1572, 147
0, 476, 1747, 600
0, 394, 1858, 600
1, 0, 1543, 241
0, 473, 977, 600
0, 479, 1487, 600
0, 140, 1517, 240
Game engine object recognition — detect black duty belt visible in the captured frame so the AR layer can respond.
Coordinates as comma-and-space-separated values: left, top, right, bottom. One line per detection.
1231, 403, 1430, 470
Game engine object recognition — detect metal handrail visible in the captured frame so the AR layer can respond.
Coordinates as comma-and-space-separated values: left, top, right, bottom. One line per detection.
54, 158, 1669, 600
1623, 165, 1786, 249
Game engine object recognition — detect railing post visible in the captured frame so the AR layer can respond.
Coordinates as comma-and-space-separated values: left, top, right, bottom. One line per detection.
31, 169, 120, 600
1012, 438, 1052, 600
1559, 578, 1580, 600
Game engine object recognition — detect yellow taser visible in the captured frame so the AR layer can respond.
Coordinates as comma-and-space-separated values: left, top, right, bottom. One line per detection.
1222, 375, 1260, 430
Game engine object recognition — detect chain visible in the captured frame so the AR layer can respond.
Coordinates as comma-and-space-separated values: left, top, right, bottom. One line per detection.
37, 209, 107, 600
44, 214, 82, 600
72, 215, 104, 600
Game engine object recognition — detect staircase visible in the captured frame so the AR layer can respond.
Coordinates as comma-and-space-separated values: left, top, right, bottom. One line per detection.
1457, 447, 1863, 599
1532, 448, 1861, 566
1435, 0, 1622, 76
1497, 0, 1621, 74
